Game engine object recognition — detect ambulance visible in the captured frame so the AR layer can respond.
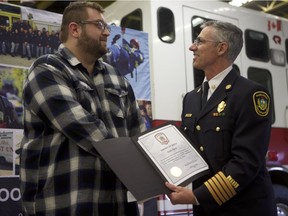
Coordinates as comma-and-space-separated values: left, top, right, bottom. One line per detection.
104, 1, 288, 215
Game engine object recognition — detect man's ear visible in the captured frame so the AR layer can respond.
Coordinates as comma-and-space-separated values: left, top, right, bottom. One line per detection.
69, 22, 81, 38
217, 42, 228, 56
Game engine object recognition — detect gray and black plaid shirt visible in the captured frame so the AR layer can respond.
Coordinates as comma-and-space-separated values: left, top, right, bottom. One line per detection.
20, 44, 146, 215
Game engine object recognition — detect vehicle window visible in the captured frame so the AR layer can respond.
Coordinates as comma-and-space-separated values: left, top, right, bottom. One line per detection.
248, 67, 275, 123
12, 17, 19, 25
245, 30, 269, 62
270, 49, 286, 66
121, 9, 143, 31
0, 15, 9, 26
0, 3, 21, 14
157, 7, 175, 43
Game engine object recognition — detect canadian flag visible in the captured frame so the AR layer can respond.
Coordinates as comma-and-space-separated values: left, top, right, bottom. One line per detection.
268, 20, 282, 32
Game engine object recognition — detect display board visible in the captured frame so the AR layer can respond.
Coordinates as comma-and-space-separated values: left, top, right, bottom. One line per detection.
0, 2, 151, 215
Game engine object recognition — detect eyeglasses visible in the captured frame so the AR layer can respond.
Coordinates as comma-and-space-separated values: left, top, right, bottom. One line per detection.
79, 19, 111, 32
193, 37, 222, 47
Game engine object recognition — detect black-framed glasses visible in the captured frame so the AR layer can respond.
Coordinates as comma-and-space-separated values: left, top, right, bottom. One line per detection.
79, 19, 111, 32
193, 37, 222, 46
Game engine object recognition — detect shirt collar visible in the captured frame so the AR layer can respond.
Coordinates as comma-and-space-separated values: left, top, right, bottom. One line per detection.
204, 65, 232, 95
57, 44, 106, 75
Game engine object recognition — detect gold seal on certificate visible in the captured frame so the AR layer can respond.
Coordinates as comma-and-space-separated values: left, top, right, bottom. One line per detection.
170, 166, 183, 177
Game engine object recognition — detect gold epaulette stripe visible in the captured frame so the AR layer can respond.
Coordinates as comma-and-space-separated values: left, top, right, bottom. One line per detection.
211, 176, 230, 201
204, 171, 238, 206
218, 172, 237, 196
204, 181, 223, 206
215, 173, 235, 198
227, 175, 239, 189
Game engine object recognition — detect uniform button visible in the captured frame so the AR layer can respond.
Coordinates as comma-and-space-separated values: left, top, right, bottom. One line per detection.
200, 146, 204, 151
183, 127, 187, 131
216, 127, 220, 132
196, 125, 201, 131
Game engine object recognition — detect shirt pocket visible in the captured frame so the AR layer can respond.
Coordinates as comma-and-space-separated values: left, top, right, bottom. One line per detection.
75, 81, 96, 113
202, 117, 235, 159
104, 87, 128, 118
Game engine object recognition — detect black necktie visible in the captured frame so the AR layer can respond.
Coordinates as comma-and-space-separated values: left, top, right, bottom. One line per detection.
201, 81, 209, 109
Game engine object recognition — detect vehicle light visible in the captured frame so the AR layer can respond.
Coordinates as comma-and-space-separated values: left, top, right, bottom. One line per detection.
267, 150, 279, 161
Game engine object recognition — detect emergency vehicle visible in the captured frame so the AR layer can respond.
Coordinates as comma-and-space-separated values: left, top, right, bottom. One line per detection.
104, 1, 288, 215
0, 3, 61, 33
0, 2, 21, 29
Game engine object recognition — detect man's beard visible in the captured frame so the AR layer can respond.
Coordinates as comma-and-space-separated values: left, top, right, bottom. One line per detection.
78, 29, 107, 57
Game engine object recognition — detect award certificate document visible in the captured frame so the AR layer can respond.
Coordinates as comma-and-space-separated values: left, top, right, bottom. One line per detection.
137, 124, 209, 185
95, 124, 209, 201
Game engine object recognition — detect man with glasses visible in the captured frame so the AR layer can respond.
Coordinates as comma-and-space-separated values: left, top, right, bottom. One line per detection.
165, 21, 277, 216
20, 2, 145, 215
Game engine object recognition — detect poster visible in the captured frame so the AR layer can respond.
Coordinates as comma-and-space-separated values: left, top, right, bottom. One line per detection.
103, 25, 152, 128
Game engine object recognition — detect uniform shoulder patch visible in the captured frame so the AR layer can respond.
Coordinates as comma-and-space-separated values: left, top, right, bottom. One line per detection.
253, 91, 270, 117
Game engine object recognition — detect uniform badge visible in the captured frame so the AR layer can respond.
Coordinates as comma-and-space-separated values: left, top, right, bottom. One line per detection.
253, 91, 270, 116
217, 101, 226, 113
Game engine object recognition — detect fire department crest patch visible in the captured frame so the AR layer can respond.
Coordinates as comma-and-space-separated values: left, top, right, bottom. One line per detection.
253, 91, 270, 116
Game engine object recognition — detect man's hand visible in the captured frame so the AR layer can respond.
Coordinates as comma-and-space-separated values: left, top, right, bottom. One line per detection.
165, 182, 198, 205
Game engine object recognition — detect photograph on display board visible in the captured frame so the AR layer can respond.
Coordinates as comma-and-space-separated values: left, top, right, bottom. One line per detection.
0, 2, 61, 67
0, 2, 62, 179
102, 25, 152, 128
0, 66, 26, 178
0, 65, 27, 129
0, 129, 22, 176
103, 25, 151, 100
0, 130, 13, 176
0, 3, 62, 215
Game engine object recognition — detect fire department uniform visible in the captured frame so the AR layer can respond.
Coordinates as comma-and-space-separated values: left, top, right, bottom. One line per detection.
181, 69, 277, 216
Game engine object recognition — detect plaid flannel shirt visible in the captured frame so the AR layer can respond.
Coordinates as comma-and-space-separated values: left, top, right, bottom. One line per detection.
20, 44, 146, 215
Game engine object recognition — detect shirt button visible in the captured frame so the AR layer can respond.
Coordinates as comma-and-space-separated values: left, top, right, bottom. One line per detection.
196, 125, 201, 131
183, 127, 187, 131
200, 146, 204, 151
216, 127, 220, 132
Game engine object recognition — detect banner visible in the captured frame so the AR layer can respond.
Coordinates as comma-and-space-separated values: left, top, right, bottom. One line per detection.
0, 2, 61, 215
103, 25, 151, 101
103, 25, 152, 128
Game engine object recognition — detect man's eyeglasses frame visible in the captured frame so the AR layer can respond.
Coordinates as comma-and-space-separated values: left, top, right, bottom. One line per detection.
78, 19, 111, 32
193, 37, 223, 47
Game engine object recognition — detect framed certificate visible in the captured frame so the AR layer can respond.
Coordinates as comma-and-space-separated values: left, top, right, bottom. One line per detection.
95, 123, 209, 202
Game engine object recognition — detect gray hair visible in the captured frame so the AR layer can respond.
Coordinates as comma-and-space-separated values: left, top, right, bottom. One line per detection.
201, 20, 243, 63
